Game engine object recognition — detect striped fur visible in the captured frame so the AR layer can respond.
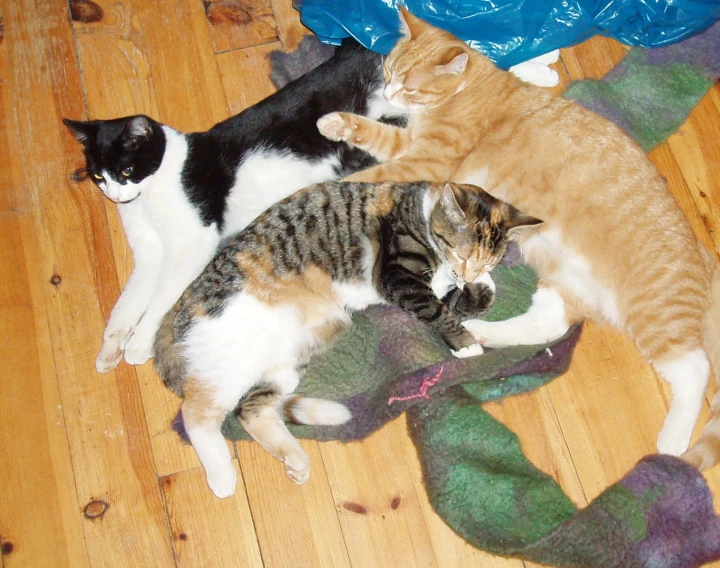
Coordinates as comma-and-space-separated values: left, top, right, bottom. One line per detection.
153, 180, 537, 496
318, 8, 720, 465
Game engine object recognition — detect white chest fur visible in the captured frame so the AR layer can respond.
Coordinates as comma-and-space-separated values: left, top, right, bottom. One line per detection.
521, 227, 621, 326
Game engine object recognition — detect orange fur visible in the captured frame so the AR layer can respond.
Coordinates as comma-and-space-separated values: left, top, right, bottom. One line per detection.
320, 8, 720, 465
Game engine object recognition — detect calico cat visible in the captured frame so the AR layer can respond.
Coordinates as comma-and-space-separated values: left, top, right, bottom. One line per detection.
153, 180, 540, 497
64, 39, 405, 374
317, 8, 720, 466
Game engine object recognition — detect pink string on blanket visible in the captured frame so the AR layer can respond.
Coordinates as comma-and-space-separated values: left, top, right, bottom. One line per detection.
387, 365, 445, 405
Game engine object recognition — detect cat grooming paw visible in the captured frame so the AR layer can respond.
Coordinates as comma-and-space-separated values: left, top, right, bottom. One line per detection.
123, 322, 155, 365
452, 343, 484, 358
206, 464, 238, 499
317, 112, 358, 142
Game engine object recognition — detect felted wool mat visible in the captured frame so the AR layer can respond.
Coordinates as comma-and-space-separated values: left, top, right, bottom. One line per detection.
175, 22, 720, 567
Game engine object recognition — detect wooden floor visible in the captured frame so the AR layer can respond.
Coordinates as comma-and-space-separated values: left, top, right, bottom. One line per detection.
1, 1, 719, 566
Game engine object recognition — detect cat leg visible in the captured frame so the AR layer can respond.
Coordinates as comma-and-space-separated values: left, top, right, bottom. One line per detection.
653, 349, 710, 456
96, 207, 164, 373
317, 112, 411, 162
380, 264, 482, 356
463, 285, 571, 347
442, 271, 496, 319
182, 385, 239, 498
238, 368, 311, 484
123, 231, 219, 365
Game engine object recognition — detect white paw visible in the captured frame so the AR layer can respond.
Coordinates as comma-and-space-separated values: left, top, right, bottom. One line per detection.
452, 343, 484, 358
317, 112, 353, 142
527, 49, 560, 65
95, 327, 133, 373
462, 319, 490, 344
123, 323, 155, 365
284, 448, 310, 485
206, 465, 238, 499
509, 61, 560, 87
657, 422, 692, 456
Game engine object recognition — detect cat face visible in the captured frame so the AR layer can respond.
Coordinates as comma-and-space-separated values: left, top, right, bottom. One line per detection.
64, 115, 166, 203
381, 8, 470, 110
429, 184, 541, 283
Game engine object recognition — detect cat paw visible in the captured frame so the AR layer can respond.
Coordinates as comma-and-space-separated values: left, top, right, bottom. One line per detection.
123, 324, 155, 365
206, 465, 238, 499
527, 49, 560, 66
317, 112, 357, 143
657, 423, 692, 456
509, 60, 559, 88
462, 320, 490, 345
95, 328, 134, 373
284, 448, 310, 485
95, 344, 124, 373
452, 344, 484, 358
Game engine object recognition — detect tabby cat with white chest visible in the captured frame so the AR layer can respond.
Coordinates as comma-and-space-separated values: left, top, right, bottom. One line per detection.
317, 8, 720, 468
64, 39, 405, 374
153, 180, 540, 497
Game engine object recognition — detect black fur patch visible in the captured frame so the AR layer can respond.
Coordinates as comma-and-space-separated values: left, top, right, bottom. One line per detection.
181, 39, 389, 231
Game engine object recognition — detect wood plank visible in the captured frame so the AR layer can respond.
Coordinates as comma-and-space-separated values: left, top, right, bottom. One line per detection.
269, 0, 308, 51
666, 84, 720, 252
162, 464, 264, 567
217, 42, 281, 113
238, 439, 352, 567
545, 325, 664, 498
204, 0, 279, 54
559, 34, 629, 81
320, 418, 439, 568
0, 58, 89, 564
72, 0, 229, 129
0, 0, 175, 565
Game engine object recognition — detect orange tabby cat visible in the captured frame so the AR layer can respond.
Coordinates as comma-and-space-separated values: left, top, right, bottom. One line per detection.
317, 7, 720, 468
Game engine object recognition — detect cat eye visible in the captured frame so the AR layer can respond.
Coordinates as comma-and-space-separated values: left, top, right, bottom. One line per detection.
121, 166, 134, 177
92, 173, 104, 181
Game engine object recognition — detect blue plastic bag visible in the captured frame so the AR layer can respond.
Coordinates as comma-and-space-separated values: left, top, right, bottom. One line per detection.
296, 0, 720, 68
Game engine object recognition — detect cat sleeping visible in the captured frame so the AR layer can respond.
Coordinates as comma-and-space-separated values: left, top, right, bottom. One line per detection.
317, 8, 720, 467
153, 180, 540, 497
64, 39, 406, 374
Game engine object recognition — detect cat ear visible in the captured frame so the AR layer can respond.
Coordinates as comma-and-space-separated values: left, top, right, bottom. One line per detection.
435, 50, 469, 76
398, 6, 429, 40
504, 205, 543, 233
63, 118, 98, 146
121, 116, 154, 151
441, 183, 467, 220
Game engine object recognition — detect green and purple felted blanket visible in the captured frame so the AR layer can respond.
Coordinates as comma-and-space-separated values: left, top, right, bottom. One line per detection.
177, 22, 720, 567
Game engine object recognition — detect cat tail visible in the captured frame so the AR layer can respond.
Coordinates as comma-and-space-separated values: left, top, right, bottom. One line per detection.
234, 386, 351, 427
284, 395, 352, 426
152, 304, 187, 397
683, 261, 720, 470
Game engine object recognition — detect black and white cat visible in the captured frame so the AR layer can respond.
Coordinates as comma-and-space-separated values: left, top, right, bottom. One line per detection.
65, 39, 405, 373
